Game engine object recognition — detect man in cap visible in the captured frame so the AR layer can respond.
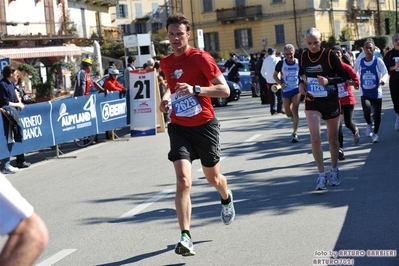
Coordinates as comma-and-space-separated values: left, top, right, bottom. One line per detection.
222, 53, 243, 84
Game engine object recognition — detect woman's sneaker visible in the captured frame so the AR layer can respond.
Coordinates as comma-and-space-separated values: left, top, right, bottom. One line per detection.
338, 148, 345, 161
175, 233, 195, 256
372, 133, 379, 143
329, 168, 340, 186
352, 128, 360, 145
315, 174, 327, 190
366, 124, 372, 137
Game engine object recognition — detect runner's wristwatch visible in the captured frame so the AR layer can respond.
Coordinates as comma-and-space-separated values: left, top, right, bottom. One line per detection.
194, 85, 201, 95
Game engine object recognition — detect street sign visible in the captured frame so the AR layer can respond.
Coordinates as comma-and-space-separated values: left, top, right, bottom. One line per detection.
0, 58, 10, 73
197, 29, 204, 50
261, 38, 267, 46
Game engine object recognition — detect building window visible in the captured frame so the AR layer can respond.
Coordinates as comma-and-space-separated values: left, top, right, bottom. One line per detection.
272, 0, 283, 3
152, 22, 163, 34
135, 3, 143, 18
204, 32, 219, 51
275, 24, 285, 44
135, 23, 147, 34
118, 24, 131, 35
202, 0, 213, 12
152, 3, 159, 18
234, 28, 252, 49
116, 4, 128, 19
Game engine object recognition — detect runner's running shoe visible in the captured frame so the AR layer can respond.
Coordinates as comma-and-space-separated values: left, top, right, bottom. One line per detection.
329, 168, 340, 186
338, 148, 345, 161
291, 132, 299, 143
366, 124, 372, 137
315, 174, 327, 190
352, 128, 360, 145
175, 233, 195, 256
221, 189, 235, 225
372, 133, 379, 143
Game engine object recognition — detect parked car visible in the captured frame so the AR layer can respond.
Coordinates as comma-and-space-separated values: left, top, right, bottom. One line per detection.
217, 60, 252, 92
92, 72, 241, 107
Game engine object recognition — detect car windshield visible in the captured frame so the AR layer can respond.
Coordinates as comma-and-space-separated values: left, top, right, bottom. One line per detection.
218, 61, 249, 72
238, 62, 249, 72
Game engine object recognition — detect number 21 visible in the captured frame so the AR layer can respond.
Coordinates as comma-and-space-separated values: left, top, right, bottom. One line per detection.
134, 80, 150, 99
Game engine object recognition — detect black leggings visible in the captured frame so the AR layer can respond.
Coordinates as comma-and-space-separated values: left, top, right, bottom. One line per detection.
361, 96, 382, 134
389, 82, 399, 114
338, 104, 357, 148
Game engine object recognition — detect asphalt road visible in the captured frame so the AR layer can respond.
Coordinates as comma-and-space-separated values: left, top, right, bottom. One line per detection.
1, 90, 398, 266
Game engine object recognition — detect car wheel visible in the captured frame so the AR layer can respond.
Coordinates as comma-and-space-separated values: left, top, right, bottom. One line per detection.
212, 97, 228, 107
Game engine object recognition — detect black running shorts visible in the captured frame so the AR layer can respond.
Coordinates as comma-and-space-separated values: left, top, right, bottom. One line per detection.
305, 97, 341, 120
167, 117, 221, 167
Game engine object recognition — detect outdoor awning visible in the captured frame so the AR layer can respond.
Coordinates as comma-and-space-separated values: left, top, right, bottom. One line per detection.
0, 44, 82, 59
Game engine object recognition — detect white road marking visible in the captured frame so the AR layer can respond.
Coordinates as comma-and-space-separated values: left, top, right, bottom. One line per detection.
270, 119, 286, 128
119, 189, 174, 218
245, 134, 262, 142
36, 249, 77, 266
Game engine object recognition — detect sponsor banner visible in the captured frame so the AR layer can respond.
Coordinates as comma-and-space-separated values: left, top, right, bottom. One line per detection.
0, 101, 53, 156
0, 92, 129, 159
129, 69, 157, 137
51, 95, 98, 144
97, 92, 128, 133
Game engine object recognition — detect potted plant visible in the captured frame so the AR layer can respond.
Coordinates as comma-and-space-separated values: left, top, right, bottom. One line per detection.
34, 83, 53, 102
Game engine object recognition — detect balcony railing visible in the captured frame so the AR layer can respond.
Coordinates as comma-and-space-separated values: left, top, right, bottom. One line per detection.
90, 26, 123, 40
70, 0, 117, 6
216, 5, 262, 23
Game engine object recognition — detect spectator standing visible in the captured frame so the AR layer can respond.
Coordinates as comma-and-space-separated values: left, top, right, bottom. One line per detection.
383, 32, 399, 131
124, 56, 136, 90
298, 27, 347, 190
355, 38, 389, 143
222, 53, 243, 84
103, 68, 126, 139
73, 58, 93, 97
0, 172, 49, 265
146, 58, 155, 69
332, 45, 361, 160
262, 47, 283, 115
103, 61, 116, 76
159, 13, 235, 257
103, 68, 125, 93
0, 66, 31, 174
249, 53, 259, 97
256, 50, 268, 104
15, 70, 34, 104
273, 44, 302, 142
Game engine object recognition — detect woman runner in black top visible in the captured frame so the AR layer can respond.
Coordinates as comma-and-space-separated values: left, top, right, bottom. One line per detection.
298, 27, 347, 191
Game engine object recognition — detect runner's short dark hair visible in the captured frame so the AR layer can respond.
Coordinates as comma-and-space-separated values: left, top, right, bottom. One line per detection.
166, 13, 190, 32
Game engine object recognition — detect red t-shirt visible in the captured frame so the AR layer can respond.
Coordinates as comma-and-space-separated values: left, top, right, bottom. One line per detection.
340, 62, 359, 106
160, 47, 221, 127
